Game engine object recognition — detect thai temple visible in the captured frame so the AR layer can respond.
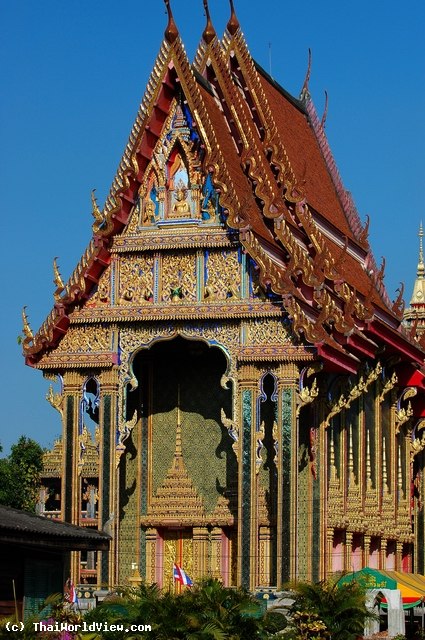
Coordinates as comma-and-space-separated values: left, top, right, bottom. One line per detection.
23, 0, 425, 591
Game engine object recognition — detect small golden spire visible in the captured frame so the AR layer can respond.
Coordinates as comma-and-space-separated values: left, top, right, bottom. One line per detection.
348, 424, 354, 483
366, 430, 372, 490
227, 0, 239, 36
407, 222, 425, 307
202, 0, 216, 45
418, 222, 424, 276
164, 0, 179, 44
382, 443, 388, 493
53, 256, 65, 297
22, 306, 34, 341
398, 445, 403, 496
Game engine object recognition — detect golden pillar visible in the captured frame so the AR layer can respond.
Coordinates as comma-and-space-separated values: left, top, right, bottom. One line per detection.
210, 527, 223, 580
99, 366, 120, 586
145, 528, 157, 584
62, 370, 85, 583
258, 526, 272, 586
363, 534, 371, 568
345, 531, 353, 571
326, 529, 334, 576
380, 538, 387, 570
396, 541, 403, 571
193, 527, 209, 580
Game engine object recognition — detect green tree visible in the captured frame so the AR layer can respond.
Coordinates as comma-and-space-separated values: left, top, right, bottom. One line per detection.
0, 436, 44, 511
286, 577, 376, 640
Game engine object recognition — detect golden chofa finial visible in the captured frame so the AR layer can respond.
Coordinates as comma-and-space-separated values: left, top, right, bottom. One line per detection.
22, 306, 34, 343
202, 0, 216, 45
91, 189, 105, 233
227, 0, 239, 36
53, 257, 65, 301
299, 48, 312, 101
164, 0, 179, 44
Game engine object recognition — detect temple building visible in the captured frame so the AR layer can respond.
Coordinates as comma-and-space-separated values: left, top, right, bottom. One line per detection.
25, 1, 425, 591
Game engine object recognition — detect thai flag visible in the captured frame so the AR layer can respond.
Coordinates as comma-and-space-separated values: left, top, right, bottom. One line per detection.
64, 578, 78, 604
173, 563, 193, 586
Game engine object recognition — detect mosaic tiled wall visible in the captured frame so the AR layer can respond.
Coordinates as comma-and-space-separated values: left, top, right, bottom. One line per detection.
241, 389, 252, 588
150, 340, 233, 513
118, 427, 139, 583
101, 395, 111, 584
281, 388, 292, 584
297, 408, 310, 580
64, 396, 74, 522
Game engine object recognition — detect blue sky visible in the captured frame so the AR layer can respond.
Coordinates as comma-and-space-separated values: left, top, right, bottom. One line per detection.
1, 0, 424, 453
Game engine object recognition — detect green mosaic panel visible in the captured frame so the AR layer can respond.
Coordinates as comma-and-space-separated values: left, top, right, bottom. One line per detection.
183, 413, 227, 513
139, 528, 146, 578
298, 409, 309, 580
151, 346, 233, 512
118, 428, 139, 583
101, 395, 111, 584
64, 396, 74, 522
281, 388, 292, 584
312, 409, 320, 583
258, 376, 278, 584
241, 389, 252, 588
140, 414, 149, 578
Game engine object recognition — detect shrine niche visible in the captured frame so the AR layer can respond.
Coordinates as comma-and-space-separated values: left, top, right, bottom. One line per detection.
135, 103, 221, 228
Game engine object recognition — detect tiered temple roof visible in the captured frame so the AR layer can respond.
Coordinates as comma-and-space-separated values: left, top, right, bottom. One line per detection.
22, 0, 425, 381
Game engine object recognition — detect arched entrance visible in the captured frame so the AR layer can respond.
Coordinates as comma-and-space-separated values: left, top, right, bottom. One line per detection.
126, 336, 238, 587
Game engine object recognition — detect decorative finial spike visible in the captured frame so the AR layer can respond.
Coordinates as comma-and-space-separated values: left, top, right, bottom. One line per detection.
91, 189, 106, 233
202, 0, 216, 45
300, 48, 312, 101
227, 0, 240, 36
321, 90, 329, 129
53, 257, 65, 291
22, 306, 34, 342
164, 0, 179, 44
359, 213, 370, 246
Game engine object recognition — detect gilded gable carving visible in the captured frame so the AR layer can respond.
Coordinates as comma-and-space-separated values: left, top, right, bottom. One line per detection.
55, 326, 110, 353
204, 250, 241, 300
245, 318, 294, 346
87, 270, 111, 307
118, 254, 154, 305
160, 252, 197, 302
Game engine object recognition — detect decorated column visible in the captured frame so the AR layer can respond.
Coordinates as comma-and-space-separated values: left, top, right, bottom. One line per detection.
99, 366, 120, 585
237, 364, 259, 590
61, 371, 84, 582
277, 364, 298, 583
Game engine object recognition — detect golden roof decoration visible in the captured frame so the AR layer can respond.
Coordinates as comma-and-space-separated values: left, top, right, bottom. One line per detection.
202, 0, 216, 45
226, 0, 240, 36
21, 306, 34, 349
53, 257, 65, 302
164, 0, 179, 45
